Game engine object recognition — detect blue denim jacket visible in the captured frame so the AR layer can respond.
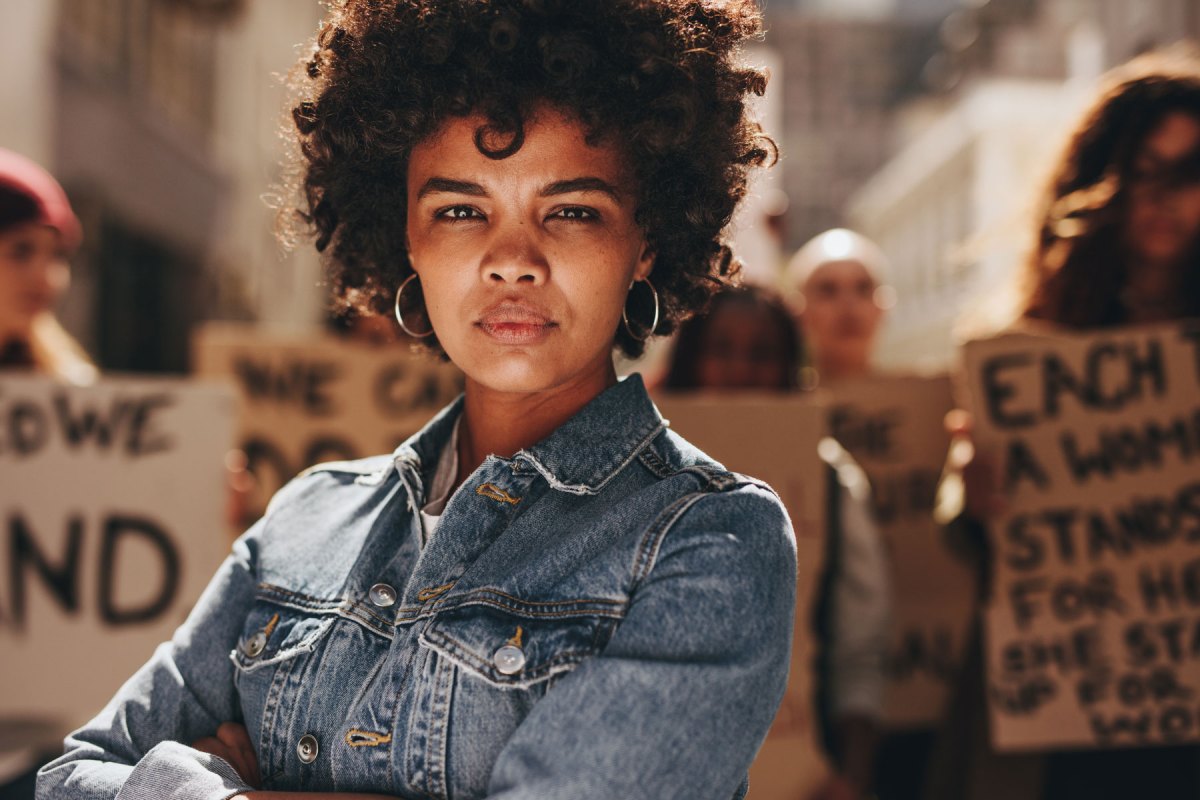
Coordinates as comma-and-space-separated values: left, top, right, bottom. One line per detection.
38, 374, 796, 800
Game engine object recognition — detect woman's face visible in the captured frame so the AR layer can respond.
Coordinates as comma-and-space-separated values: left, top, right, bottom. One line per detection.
0, 222, 68, 339
406, 107, 653, 396
1124, 111, 1200, 266
693, 303, 792, 391
799, 258, 882, 377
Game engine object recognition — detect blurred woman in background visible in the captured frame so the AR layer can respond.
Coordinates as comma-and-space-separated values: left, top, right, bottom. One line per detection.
665, 285, 890, 800
938, 46, 1200, 800
785, 228, 891, 385
0, 148, 94, 385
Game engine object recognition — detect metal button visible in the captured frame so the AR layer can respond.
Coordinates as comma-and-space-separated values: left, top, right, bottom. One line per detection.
493, 644, 526, 675
368, 583, 396, 608
243, 631, 267, 659
297, 734, 319, 764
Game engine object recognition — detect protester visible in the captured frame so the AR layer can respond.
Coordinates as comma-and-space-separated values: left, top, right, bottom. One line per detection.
0, 148, 94, 386
785, 228, 891, 384
37, 2, 798, 799
934, 47, 1200, 800
663, 284, 801, 391
664, 285, 890, 800
0, 148, 94, 800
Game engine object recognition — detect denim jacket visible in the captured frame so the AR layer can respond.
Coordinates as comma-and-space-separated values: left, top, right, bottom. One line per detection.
37, 374, 797, 800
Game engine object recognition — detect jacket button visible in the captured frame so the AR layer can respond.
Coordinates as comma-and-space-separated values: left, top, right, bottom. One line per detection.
368, 583, 396, 608
242, 631, 267, 659
297, 734, 319, 764
493, 644, 526, 675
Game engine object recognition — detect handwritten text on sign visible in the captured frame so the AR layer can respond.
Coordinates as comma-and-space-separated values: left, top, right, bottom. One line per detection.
830, 375, 975, 729
0, 375, 234, 728
963, 322, 1200, 751
193, 323, 463, 524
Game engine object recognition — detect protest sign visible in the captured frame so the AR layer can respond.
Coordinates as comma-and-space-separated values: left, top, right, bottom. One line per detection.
656, 392, 831, 799
193, 323, 463, 525
962, 321, 1200, 750
830, 374, 975, 729
0, 374, 235, 731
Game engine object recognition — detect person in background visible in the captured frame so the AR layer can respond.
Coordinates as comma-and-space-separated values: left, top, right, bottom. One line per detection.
935, 47, 1200, 800
0, 148, 94, 385
785, 228, 891, 384
664, 285, 890, 800
789, 230, 962, 800
0, 148, 93, 800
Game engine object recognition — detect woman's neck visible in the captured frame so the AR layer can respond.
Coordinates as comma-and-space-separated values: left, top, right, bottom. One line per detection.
455, 360, 618, 486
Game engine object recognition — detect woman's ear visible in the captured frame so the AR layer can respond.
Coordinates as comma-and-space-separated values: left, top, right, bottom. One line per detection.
633, 242, 655, 282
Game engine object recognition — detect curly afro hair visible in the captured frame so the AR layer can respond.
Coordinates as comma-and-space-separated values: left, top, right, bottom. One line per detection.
286, 0, 773, 358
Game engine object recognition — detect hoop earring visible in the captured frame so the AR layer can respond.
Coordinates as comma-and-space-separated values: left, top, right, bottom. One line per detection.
621, 278, 660, 342
394, 274, 434, 338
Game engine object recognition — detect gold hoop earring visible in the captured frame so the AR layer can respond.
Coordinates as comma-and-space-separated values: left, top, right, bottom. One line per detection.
394, 274, 434, 338
622, 278, 659, 342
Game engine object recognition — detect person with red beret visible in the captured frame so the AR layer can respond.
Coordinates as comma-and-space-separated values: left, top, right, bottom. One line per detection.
0, 147, 95, 385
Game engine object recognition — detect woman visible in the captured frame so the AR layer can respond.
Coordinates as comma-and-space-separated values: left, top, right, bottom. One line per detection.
935, 47, 1200, 800
0, 147, 95, 385
784, 228, 891, 384
37, 2, 796, 799
664, 285, 890, 800
663, 285, 802, 391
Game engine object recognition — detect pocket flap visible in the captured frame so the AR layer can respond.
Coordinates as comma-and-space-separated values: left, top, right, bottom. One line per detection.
421, 605, 610, 688
231, 604, 334, 673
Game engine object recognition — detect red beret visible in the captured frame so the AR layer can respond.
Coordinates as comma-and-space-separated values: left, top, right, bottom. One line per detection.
0, 148, 82, 252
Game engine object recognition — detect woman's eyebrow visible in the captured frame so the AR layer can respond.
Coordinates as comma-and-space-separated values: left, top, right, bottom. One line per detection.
541, 177, 623, 202
417, 177, 488, 199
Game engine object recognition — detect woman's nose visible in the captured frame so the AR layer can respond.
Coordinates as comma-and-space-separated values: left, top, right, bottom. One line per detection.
481, 225, 549, 285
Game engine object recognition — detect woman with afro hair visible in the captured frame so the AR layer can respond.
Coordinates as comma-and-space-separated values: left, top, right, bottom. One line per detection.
37, 2, 797, 799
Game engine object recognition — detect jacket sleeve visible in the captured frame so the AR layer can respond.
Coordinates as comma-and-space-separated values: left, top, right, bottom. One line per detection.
35, 521, 263, 800
485, 483, 798, 800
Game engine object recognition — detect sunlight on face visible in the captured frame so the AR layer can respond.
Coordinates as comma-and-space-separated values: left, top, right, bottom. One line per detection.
799, 259, 882, 378
405, 107, 653, 396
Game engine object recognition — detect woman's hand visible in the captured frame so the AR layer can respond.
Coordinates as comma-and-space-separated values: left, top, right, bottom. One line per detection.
193, 721, 261, 790
944, 409, 1005, 520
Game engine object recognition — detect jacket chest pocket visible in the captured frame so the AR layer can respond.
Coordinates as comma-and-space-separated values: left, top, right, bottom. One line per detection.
230, 601, 337, 770
421, 605, 613, 689
409, 604, 618, 799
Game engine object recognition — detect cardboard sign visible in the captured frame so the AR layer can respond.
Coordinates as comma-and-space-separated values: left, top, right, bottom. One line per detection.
961, 321, 1200, 751
0, 374, 235, 732
830, 374, 975, 729
193, 323, 464, 525
656, 393, 831, 799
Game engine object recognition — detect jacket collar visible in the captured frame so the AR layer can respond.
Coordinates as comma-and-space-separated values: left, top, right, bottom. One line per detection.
395, 373, 664, 497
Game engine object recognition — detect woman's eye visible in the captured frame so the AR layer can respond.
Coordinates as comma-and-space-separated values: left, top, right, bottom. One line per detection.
550, 206, 597, 221
436, 205, 484, 221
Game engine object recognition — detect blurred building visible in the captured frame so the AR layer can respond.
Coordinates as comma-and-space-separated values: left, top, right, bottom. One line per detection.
848, 0, 1200, 371
0, 0, 325, 374
848, 78, 1085, 369
763, 6, 944, 255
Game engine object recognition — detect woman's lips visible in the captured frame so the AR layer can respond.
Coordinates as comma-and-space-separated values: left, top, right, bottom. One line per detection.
475, 302, 557, 344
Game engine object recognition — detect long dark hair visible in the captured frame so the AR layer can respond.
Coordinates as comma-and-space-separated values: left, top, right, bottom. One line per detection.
664, 284, 802, 391
1021, 47, 1200, 327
